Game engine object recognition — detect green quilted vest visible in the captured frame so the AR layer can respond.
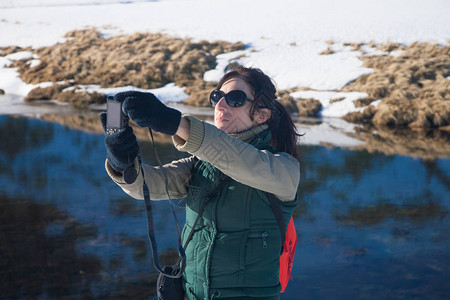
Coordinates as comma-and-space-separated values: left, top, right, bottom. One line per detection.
181, 129, 298, 300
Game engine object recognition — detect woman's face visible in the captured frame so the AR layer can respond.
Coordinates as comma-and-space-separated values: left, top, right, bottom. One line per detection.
214, 78, 255, 134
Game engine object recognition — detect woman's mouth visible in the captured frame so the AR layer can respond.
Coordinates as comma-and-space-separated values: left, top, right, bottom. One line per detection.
217, 115, 228, 122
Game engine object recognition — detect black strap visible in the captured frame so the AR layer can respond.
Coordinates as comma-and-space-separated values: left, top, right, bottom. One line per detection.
182, 177, 230, 249
266, 192, 286, 246
141, 128, 185, 279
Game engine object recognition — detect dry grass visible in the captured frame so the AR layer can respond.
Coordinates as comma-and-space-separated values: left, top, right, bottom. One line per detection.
276, 88, 323, 116
6, 28, 244, 107
330, 97, 345, 104
295, 98, 322, 117
343, 106, 377, 123
353, 97, 377, 107
0, 45, 32, 56
278, 94, 299, 114
342, 42, 366, 54
349, 125, 450, 160
24, 84, 70, 101
182, 79, 218, 106
3, 34, 449, 132
342, 42, 450, 129
319, 47, 335, 55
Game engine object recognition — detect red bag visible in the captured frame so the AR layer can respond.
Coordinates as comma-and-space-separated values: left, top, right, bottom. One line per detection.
279, 217, 297, 292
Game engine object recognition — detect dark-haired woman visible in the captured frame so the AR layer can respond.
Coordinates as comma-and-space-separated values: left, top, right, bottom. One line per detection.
101, 66, 301, 300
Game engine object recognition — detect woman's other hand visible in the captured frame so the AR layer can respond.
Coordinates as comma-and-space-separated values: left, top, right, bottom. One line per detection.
115, 91, 182, 135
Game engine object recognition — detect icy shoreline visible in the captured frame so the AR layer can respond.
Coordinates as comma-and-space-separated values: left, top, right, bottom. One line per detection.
3, 94, 450, 160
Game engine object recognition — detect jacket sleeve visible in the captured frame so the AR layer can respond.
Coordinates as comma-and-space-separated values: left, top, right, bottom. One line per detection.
172, 115, 300, 201
105, 155, 196, 200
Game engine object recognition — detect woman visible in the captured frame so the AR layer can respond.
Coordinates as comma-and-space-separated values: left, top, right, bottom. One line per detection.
101, 66, 301, 299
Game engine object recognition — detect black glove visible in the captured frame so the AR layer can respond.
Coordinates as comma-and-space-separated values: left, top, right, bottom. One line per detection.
100, 112, 139, 174
115, 91, 182, 135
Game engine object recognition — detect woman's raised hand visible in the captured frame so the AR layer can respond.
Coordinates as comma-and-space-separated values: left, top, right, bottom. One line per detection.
115, 91, 181, 135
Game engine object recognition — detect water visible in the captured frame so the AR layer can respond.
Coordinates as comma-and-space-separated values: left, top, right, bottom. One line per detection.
0, 115, 449, 299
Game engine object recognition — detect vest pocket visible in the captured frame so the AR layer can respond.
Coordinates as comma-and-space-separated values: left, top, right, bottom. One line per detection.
209, 231, 246, 288
244, 229, 280, 287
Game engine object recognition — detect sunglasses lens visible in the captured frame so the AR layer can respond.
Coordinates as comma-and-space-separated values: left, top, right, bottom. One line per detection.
209, 90, 223, 106
209, 89, 248, 107
225, 90, 247, 107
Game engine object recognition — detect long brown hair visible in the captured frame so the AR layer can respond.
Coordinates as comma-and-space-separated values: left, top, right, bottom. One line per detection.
216, 66, 302, 159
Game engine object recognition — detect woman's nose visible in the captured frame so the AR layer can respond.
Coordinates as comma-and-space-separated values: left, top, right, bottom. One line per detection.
216, 97, 227, 110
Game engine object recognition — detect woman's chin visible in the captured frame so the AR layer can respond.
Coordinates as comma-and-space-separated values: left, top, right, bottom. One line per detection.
215, 121, 228, 132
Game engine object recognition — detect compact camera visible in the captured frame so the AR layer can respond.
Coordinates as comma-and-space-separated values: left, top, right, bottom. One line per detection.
105, 95, 137, 183
106, 95, 129, 135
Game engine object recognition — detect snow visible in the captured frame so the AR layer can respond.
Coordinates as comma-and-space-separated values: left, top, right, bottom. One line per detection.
370, 99, 382, 108
28, 59, 41, 68
390, 50, 405, 57
64, 83, 189, 103
203, 50, 248, 82
0, 0, 152, 8
4, 51, 36, 61
0, 65, 35, 96
0, 57, 13, 68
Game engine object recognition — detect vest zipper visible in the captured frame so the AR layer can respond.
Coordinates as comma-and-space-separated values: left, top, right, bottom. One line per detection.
248, 231, 269, 248
261, 232, 268, 248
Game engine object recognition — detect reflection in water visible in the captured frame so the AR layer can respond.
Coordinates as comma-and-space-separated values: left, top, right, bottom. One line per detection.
350, 124, 450, 160
0, 115, 449, 299
0, 116, 54, 160
0, 194, 101, 299
335, 202, 448, 226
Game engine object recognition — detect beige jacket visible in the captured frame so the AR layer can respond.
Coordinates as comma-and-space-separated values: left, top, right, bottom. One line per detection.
106, 115, 300, 201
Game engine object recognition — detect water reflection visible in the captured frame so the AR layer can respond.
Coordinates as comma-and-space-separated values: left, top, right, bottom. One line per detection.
0, 115, 449, 299
350, 124, 450, 160
0, 194, 101, 299
0, 116, 54, 160
335, 202, 448, 226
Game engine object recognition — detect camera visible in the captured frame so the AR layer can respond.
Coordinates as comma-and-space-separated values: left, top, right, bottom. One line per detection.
105, 95, 137, 183
106, 95, 129, 135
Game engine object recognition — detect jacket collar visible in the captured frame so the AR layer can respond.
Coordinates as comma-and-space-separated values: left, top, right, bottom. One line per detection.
229, 124, 269, 143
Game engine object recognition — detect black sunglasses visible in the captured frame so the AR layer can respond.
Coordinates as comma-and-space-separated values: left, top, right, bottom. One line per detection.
209, 89, 253, 107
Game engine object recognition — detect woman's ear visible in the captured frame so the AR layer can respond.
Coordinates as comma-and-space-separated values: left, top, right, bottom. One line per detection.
253, 108, 272, 124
